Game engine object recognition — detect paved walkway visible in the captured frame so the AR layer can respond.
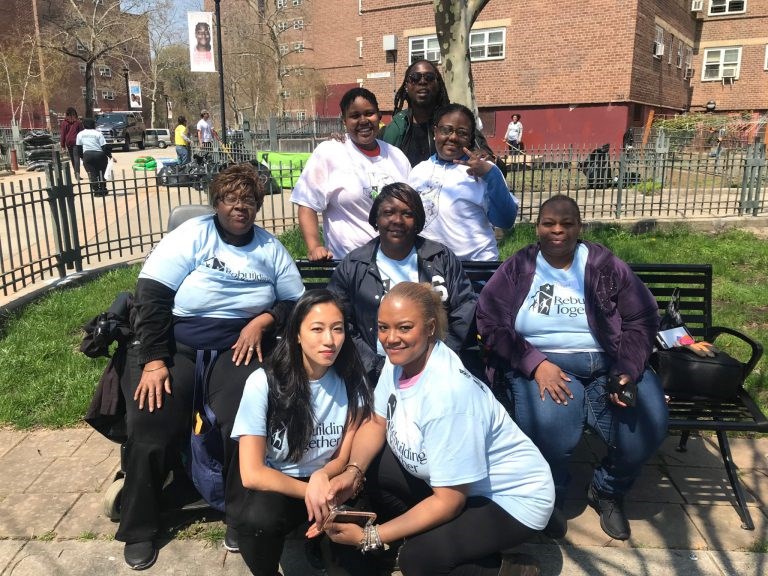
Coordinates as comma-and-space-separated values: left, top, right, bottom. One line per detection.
0, 427, 765, 575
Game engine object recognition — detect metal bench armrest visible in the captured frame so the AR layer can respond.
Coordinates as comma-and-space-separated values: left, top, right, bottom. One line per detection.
709, 325, 764, 378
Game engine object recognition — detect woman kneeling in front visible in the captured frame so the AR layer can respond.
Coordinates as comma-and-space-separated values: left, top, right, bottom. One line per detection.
324, 282, 554, 576
225, 290, 372, 576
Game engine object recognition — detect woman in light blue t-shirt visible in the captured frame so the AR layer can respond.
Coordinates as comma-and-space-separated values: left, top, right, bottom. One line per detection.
226, 290, 372, 576
324, 282, 553, 576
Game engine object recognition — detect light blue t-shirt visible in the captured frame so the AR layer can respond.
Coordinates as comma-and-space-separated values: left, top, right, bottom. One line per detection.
374, 341, 555, 530
139, 215, 305, 318
515, 243, 602, 352
232, 367, 350, 477
375, 246, 418, 356
75, 129, 106, 152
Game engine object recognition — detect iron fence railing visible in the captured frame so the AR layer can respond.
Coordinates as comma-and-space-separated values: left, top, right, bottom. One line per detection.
1, 144, 765, 300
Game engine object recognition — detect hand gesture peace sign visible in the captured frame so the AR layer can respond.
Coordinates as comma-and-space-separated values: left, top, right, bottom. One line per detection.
453, 147, 493, 179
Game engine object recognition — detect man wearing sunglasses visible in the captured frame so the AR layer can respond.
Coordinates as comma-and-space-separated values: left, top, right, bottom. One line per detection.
382, 60, 498, 170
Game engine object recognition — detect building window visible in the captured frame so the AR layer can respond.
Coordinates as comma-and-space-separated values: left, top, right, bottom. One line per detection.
296, 66, 304, 76
296, 110, 307, 120
702, 46, 741, 80
357, 37, 363, 59
469, 28, 505, 61
676, 41, 684, 68
280, 90, 290, 99
764, 44, 768, 70
277, 0, 287, 8
709, 0, 746, 15
685, 46, 693, 70
293, 19, 304, 29
653, 26, 664, 58
409, 35, 440, 64
667, 34, 675, 64
81, 86, 87, 96
297, 89, 308, 98
292, 0, 302, 5
76, 41, 86, 52
278, 44, 289, 55
79, 62, 86, 74
293, 41, 304, 52
99, 65, 112, 77
282, 111, 292, 119
276, 21, 288, 32
102, 90, 115, 100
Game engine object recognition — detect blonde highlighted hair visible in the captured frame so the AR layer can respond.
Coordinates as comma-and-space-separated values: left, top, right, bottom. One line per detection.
384, 282, 448, 341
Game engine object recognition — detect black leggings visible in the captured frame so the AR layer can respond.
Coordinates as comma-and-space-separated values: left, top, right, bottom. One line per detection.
366, 445, 536, 576
226, 459, 310, 576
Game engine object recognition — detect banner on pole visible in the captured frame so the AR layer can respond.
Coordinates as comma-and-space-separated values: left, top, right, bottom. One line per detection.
188, 12, 216, 73
129, 81, 142, 109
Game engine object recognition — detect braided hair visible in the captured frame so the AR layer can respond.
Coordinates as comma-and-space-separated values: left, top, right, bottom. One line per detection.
393, 60, 450, 114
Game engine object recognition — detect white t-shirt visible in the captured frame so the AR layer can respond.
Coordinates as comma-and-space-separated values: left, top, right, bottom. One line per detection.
76, 129, 106, 152
505, 121, 523, 143
515, 243, 602, 352
196, 118, 213, 143
409, 158, 514, 261
232, 368, 350, 477
139, 215, 305, 318
374, 341, 555, 530
290, 138, 411, 260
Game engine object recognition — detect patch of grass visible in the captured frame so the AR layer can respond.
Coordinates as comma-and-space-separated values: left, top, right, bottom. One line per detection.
747, 539, 768, 553
35, 531, 56, 541
174, 520, 224, 547
77, 531, 98, 541
631, 180, 663, 195
0, 264, 141, 428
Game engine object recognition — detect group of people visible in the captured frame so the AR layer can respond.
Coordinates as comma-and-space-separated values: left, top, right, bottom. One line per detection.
115, 61, 668, 576
60, 107, 114, 197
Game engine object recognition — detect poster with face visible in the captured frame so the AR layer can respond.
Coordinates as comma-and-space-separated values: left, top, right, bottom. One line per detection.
188, 12, 216, 73
129, 81, 142, 109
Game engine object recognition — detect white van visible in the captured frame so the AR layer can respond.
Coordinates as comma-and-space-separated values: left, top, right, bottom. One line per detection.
145, 128, 172, 149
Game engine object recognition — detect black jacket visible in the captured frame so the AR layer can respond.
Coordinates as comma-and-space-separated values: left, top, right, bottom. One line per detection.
328, 236, 477, 379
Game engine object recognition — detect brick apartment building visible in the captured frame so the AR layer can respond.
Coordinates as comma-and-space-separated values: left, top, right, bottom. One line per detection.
219, 0, 767, 150
0, 0, 150, 127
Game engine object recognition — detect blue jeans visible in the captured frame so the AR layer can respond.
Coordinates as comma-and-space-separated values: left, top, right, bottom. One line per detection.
507, 352, 668, 506
176, 145, 190, 165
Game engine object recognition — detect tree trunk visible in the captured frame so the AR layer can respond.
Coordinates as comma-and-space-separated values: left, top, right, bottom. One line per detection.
84, 62, 95, 118
433, 0, 489, 117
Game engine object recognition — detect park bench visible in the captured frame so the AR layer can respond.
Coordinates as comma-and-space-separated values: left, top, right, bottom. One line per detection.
295, 259, 766, 530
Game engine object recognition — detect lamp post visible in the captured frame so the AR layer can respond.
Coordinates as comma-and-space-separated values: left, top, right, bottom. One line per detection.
164, 94, 170, 129
214, 0, 227, 144
123, 66, 130, 110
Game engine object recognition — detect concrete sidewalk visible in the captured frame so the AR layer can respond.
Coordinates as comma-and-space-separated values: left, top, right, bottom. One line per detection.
0, 428, 765, 575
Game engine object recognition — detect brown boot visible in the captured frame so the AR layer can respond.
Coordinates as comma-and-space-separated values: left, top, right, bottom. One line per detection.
499, 552, 540, 576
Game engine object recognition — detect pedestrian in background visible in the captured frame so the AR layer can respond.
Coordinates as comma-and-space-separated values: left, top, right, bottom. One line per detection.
174, 116, 191, 165
76, 118, 114, 197
60, 107, 84, 180
197, 109, 220, 151
505, 113, 523, 155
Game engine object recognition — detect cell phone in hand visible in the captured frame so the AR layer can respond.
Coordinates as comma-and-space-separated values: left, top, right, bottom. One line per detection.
608, 374, 637, 407
321, 509, 376, 531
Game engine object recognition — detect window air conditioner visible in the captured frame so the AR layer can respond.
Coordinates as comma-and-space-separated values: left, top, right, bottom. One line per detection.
653, 43, 665, 58
691, 0, 703, 12
684, 67, 694, 79
722, 69, 737, 79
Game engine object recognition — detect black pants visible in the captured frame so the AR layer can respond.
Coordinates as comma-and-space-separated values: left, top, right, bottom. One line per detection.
226, 455, 310, 576
82, 150, 109, 194
66, 145, 81, 177
115, 344, 258, 544
364, 445, 536, 576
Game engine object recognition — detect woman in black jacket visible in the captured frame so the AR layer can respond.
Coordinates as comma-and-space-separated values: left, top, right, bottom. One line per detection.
328, 182, 477, 383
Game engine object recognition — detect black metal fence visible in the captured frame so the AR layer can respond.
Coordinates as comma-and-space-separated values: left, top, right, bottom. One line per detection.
1, 143, 765, 300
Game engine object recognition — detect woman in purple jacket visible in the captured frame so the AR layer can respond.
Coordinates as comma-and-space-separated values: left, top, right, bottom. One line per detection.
476, 194, 667, 543
60, 107, 84, 180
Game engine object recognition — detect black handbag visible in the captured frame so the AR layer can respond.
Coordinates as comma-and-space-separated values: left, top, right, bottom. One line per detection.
651, 346, 745, 399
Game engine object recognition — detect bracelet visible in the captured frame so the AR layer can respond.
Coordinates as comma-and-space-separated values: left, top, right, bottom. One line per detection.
343, 463, 365, 498
358, 523, 383, 553
143, 365, 166, 373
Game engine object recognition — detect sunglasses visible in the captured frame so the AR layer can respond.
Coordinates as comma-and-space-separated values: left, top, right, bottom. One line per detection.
436, 125, 471, 140
406, 72, 437, 84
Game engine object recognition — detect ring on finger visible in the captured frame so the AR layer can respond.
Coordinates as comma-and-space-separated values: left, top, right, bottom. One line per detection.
248, 345, 254, 351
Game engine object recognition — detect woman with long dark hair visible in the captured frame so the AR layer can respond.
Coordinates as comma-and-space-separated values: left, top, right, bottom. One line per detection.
226, 289, 373, 576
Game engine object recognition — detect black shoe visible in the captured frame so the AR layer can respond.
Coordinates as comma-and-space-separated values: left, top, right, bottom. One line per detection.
543, 507, 567, 539
499, 552, 540, 576
223, 525, 240, 553
124, 541, 157, 570
587, 485, 631, 540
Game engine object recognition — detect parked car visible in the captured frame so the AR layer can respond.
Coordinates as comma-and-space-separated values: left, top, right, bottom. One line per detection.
145, 128, 172, 149
96, 111, 146, 152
